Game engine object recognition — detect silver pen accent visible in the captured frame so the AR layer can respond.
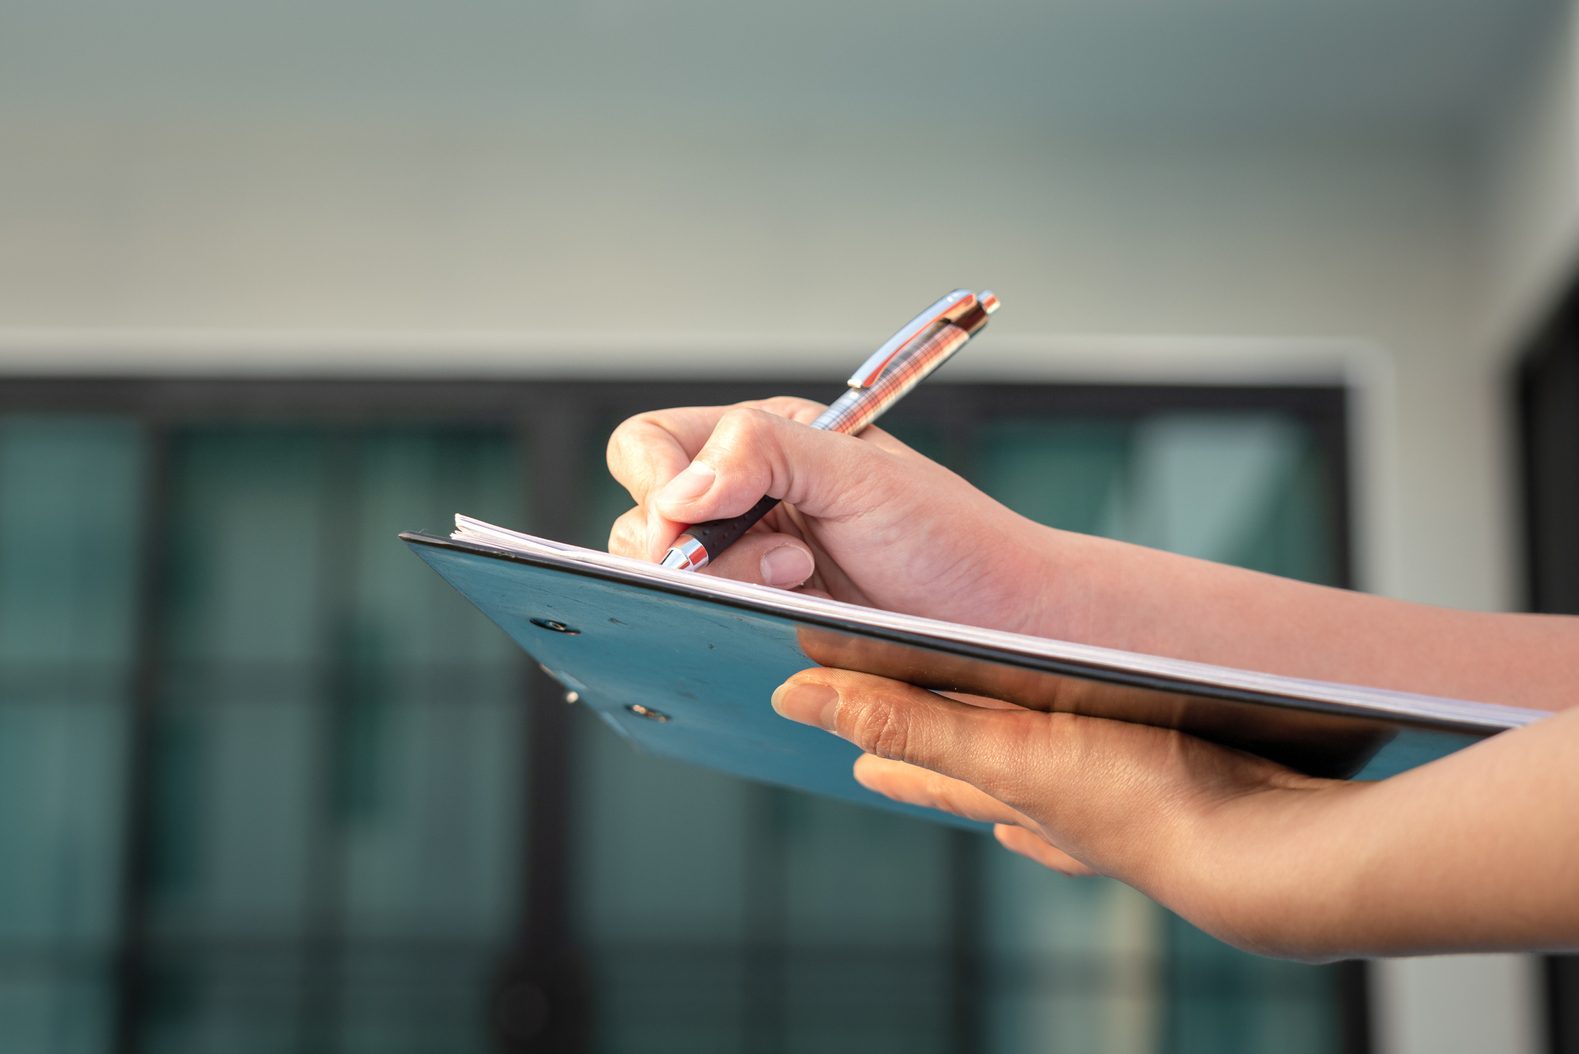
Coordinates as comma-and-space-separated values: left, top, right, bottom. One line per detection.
659, 289, 1000, 571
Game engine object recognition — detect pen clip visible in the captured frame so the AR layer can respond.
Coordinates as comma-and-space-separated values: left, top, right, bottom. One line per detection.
847, 289, 978, 389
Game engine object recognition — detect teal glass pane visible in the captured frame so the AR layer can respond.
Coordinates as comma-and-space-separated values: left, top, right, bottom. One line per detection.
978, 850, 1163, 1051
0, 697, 131, 944
1234, 442, 1336, 586
337, 680, 523, 941
347, 427, 525, 667
139, 952, 305, 1054
1126, 414, 1338, 586
338, 428, 525, 942
143, 421, 527, 1053
776, 792, 956, 1051
878, 419, 950, 465
1165, 922, 1341, 1052
570, 726, 755, 948
0, 418, 145, 667
146, 691, 320, 938
0, 972, 114, 1054
584, 949, 750, 1054
976, 419, 1137, 539
160, 427, 337, 664
777, 794, 954, 948
0, 416, 144, 1054
149, 427, 335, 939
334, 952, 497, 1054
780, 943, 953, 1054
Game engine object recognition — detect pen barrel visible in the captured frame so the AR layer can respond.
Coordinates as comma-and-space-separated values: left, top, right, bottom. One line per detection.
816, 323, 971, 436
680, 494, 782, 562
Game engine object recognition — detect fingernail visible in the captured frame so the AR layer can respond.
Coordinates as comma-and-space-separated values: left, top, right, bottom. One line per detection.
771, 681, 839, 731
760, 545, 814, 588
656, 461, 716, 506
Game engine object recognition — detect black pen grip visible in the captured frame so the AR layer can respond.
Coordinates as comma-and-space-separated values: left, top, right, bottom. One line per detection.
685, 494, 783, 561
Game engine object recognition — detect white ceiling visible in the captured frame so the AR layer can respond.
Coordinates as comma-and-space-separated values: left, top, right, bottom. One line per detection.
0, 0, 1563, 141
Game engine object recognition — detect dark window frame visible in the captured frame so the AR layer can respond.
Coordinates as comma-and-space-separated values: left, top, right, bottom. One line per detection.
0, 374, 1366, 1054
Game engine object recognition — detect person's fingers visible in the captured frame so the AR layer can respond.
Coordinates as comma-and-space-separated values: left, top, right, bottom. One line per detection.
606, 397, 844, 506
771, 667, 1054, 810
773, 667, 1296, 893
607, 406, 716, 507
702, 531, 817, 589
853, 751, 1098, 878
651, 407, 908, 528
994, 824, 1097, 877
853, 754, 1030, 827
607, 506, 649, 559
607, 398, 919, 563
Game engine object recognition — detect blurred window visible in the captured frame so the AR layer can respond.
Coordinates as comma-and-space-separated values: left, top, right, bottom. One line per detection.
0, 377, 1360, 1054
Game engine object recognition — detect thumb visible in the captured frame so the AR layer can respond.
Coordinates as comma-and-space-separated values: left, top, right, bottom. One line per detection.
652, 407, 894, 524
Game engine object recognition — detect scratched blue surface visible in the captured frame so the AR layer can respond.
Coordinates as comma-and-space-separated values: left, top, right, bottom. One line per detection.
408, 539, 982, 828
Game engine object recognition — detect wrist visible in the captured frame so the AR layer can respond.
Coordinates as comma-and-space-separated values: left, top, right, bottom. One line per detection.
1012, 522, 1118, 645
1172, 777, 1376, 961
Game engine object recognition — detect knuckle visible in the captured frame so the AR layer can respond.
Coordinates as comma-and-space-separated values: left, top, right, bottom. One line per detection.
844, 700, 918, 763
714, 406, 773, 444
605, 412, 665, 490
753, 395, 826, 424
1040, 711, 1087, 765
706, 409, 780, 484
605, 411, 649, 459
926, 777, 970, 816
983, 711, 1060, 806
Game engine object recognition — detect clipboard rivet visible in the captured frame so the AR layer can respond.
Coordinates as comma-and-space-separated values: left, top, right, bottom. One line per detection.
626, 704, 671, 723
529, 617, 580, 635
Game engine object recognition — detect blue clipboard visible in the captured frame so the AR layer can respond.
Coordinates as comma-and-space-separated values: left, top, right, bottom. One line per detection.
401, 521, 1546, 827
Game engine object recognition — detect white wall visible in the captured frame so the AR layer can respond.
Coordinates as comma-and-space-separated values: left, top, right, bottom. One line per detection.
0, 113, 1502, 610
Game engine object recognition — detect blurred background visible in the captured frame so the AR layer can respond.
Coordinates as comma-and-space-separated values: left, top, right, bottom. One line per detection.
1, 1, 1577, 1053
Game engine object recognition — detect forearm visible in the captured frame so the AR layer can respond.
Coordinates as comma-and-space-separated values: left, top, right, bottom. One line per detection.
1218, 706, 1579, 959
1039, 526, 1579, 712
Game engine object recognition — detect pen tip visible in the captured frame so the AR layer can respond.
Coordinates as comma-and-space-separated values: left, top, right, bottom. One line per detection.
979, 291, 1000, 315
659, 535, 709, 571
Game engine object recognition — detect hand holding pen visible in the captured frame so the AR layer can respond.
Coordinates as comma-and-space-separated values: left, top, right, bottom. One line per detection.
604, 287, 1032, 627
659, 289, 1000, 571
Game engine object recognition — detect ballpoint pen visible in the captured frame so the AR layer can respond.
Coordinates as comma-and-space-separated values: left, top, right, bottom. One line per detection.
659, 288, 1001, 572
